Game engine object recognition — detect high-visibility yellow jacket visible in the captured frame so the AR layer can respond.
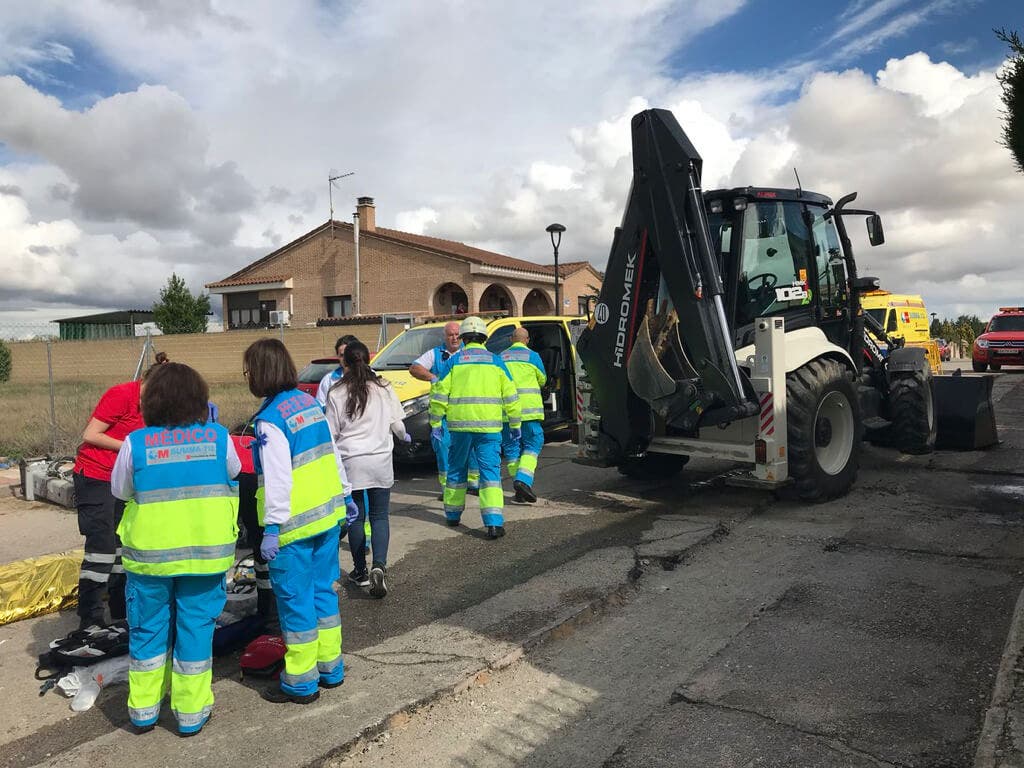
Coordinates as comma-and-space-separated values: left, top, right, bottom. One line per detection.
429, 343, 521, 433
500, 342, 547, 422
119, 424, 238, 577
253, 389, 344, 546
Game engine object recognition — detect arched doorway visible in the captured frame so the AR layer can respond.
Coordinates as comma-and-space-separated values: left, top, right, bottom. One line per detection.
522, 289, 553, 315
433, 282, 469, 315
479, 283, 516, 315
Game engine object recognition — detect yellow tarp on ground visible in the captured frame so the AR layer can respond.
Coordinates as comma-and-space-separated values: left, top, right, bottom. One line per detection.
0, 549, 81, 626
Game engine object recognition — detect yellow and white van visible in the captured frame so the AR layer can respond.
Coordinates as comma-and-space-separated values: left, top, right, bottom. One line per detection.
861, 291, 941, 374
372, 315, 586, 463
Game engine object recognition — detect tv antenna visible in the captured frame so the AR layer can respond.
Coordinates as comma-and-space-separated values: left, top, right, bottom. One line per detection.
329, 171, 355, 238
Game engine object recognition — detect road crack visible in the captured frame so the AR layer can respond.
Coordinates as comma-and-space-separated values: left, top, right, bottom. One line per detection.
669, 690, 911, 768
348, 650, 487, 667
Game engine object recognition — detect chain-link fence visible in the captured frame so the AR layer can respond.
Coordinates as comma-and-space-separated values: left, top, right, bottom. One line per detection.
0, 319, 410, 460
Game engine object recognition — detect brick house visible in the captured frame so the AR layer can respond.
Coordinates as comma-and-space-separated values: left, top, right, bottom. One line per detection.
206, 197, 603, 329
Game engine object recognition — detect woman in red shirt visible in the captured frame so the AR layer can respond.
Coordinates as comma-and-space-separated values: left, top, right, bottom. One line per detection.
72, 378, 146, 629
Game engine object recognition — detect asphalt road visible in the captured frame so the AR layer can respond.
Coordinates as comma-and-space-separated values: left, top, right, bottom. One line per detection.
327, 372, 1024, 768
2, 370, 1022, 767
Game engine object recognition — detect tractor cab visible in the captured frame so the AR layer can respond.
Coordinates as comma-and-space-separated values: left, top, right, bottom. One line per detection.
704, 188, 866, 357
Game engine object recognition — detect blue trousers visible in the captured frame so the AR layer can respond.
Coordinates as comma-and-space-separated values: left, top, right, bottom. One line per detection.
501, 421, 545, 486
268, 526, 343, 696
445, 431, 503, 527
349, 488, 391, 569
433, 418, 479, 489
432, 417, 451, 487
126, 572, 225, 733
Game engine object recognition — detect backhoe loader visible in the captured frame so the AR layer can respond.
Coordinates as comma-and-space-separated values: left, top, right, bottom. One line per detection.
574, 109, 989, 501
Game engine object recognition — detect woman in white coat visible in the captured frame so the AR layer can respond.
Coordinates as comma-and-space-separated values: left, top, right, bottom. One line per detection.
325, 341, 409, 598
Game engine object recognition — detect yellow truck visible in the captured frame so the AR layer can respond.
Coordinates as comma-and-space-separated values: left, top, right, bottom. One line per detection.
861, 291, 942, 375
371, 315, 586, 463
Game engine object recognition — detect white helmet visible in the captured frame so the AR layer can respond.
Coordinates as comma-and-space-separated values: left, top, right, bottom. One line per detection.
459, 316, 488, 338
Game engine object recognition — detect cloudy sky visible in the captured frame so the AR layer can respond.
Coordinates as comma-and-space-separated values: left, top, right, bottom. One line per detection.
0, 0, 1020, 336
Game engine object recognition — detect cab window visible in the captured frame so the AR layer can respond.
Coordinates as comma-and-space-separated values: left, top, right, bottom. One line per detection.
485, 325, 515, 354
886, 310, 898, 333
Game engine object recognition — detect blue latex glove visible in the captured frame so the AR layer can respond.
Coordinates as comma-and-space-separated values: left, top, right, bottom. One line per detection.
260, 528, 280, 561
430, 426, 444, 442
344, 495, 360, 527
401, 432, 413, 443
509, 427, 522, 441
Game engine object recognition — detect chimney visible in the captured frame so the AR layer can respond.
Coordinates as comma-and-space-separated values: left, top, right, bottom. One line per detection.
356, 196, 376, 232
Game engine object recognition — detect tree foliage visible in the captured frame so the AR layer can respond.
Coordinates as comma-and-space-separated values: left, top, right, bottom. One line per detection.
0, 339, 10, 383
153, 273, 211, 335
930, 314, 987, 348
996, 27, 1024, 173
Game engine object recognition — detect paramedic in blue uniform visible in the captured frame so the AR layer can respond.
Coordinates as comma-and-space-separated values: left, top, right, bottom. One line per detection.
409, 321, 462, 498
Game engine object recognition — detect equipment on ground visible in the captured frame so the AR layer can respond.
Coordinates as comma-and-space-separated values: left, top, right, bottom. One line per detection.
575, 108, 992, 501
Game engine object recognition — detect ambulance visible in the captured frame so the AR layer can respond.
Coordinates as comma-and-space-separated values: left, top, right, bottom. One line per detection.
860, 291, 942, 374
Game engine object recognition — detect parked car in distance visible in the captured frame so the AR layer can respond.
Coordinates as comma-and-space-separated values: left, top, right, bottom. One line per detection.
297, 357, 340, 398
973, 307, 1024, 372
935, 338, 951, 361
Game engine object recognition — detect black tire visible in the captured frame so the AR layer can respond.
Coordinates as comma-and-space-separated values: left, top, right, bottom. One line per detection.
786, 358, 861, 502
889, 373, 936, 455
618, 453, 689, 480
973, 361, 987, 372
990, 363, 1002, 371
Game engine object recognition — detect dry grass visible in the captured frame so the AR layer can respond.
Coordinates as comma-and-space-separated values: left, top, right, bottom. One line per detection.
0, 381, 260, 459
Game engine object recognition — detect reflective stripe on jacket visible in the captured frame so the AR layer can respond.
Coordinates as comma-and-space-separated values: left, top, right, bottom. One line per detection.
119, 424, 238, 576
429, 343, 521, 433
253, 389, 344, 546
500, 342, 547, 422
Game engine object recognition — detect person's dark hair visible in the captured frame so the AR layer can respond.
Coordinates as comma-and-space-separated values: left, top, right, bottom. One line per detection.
461, 333, 487, 345
244, 338, 298, 398
141, 363, 210, 428
339, 340, 387, 419
335, 334, 359, 355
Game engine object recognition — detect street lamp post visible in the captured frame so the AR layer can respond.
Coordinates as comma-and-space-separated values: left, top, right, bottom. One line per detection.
546, 223, 566, 315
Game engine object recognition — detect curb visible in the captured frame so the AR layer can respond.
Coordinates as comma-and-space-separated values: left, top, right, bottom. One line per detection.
975, 583, 1024, 768
320, 521, 728, 766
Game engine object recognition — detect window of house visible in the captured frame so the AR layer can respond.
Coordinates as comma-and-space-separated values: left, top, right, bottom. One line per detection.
577, 296, 590, 316
326, 295, 353, 318
227, 292, 264, 329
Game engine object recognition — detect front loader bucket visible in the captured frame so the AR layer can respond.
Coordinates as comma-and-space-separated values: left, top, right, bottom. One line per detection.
934, 374, 999, 450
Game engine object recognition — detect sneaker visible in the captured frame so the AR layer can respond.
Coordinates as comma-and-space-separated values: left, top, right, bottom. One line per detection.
513, 480, 537, 503
348, 569, 369, 587
369, 564, 388, 599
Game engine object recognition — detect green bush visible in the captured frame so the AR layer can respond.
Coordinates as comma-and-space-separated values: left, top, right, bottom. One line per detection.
0, 339, 10, 383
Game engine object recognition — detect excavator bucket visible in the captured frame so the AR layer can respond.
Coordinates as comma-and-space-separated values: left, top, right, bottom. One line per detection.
934, 374, 999, 450
576, 109, 757, 464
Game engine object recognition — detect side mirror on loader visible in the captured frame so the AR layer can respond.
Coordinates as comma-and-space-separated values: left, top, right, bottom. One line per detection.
851, 276, 880, 292
867, 214, 885, 246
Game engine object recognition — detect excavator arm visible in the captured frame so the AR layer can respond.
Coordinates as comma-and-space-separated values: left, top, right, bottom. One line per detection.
577, 109, 758, 466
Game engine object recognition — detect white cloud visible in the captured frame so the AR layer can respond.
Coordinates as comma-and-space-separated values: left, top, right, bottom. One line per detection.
0, 1, 1017, 330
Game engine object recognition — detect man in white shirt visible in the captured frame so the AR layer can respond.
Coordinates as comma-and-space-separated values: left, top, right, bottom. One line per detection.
316, 334, 359, 407
409, 322, 463, 498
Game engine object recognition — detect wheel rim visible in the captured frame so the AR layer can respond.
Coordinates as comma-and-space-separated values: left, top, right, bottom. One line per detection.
813, 391, 855, 475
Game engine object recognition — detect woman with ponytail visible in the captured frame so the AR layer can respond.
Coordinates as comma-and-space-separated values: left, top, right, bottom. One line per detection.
325, 341, 409, 598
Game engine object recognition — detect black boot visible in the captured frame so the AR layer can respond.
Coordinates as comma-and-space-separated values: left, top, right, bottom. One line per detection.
513, 480, 536, 503
486, 525, 505, 539
261, 686, 320, 705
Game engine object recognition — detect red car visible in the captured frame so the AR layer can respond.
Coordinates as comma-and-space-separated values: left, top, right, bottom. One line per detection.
973, 307, 1024, 372
297, 357, 341, 398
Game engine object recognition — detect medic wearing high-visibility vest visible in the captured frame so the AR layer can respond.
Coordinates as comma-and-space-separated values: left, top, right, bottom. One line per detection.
429, 316, 521, 538
500, 327, 547, 503
243, 338, 357, 706
111, 363, 241, 737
